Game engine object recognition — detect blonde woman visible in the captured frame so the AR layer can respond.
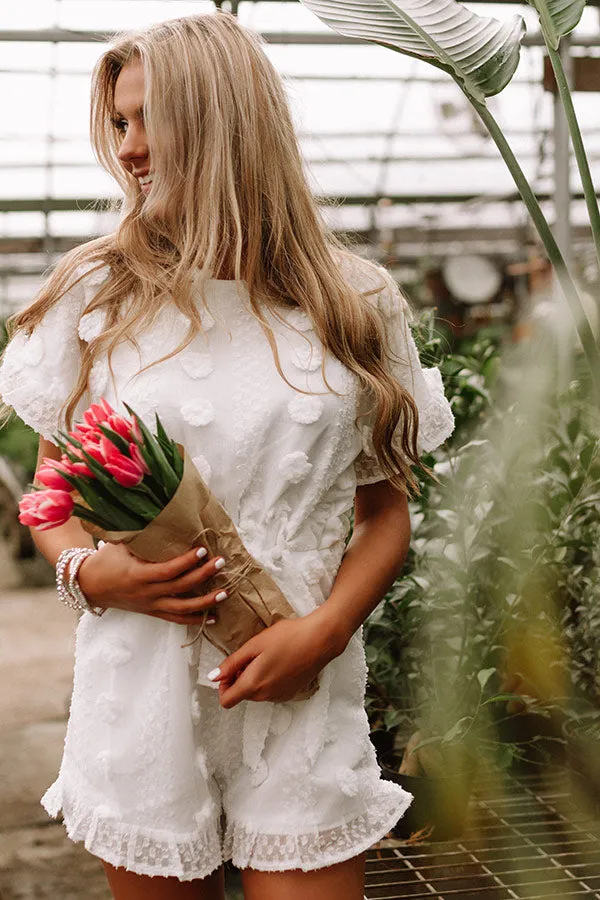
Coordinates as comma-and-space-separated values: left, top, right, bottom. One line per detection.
0, 13, 454, 900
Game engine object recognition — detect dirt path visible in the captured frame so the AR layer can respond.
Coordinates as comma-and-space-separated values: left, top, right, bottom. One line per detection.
0, 586, 112, 899
0, 586, 247, 900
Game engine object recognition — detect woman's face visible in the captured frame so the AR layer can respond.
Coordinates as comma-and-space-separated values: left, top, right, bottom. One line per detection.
113, 59, 153, 194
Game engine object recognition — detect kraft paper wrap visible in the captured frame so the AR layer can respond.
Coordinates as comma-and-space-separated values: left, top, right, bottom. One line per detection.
81, 447, 319, 702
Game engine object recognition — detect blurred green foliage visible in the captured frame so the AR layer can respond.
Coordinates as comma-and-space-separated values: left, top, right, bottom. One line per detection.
365, 311, 600, 772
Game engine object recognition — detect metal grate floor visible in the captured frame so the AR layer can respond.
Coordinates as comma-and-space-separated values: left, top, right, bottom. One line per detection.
365, 768, 600, 899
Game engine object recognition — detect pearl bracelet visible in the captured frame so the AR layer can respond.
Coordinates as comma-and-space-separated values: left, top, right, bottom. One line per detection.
56, 547, 106, 617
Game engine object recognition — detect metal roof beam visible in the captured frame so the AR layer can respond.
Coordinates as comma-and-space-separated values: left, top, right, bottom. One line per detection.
0, 29, 599, 47
2, 127, 596, 141
2, 236, 597, 277
0, 68, 546, 84
0, 224, 593, 256
0, 192, 590, 213
2, 148, 600, 167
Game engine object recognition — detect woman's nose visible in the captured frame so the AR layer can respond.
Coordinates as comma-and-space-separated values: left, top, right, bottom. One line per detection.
117, 126, 149, 165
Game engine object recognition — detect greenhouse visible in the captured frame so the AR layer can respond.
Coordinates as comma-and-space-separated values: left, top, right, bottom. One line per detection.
1, 1, 600, 898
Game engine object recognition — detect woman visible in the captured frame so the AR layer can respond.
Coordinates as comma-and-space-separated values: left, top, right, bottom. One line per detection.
0, 12, 454, 900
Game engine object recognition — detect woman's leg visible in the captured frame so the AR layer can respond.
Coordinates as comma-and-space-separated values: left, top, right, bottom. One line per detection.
102, 861, 225, 900
240, 851, 366, 900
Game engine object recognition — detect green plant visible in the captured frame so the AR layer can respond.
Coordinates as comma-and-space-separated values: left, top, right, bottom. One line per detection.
367, 317, 600, 774
364, 312, 505, 757
555, 369, 600, 713
0, 421, 39, 482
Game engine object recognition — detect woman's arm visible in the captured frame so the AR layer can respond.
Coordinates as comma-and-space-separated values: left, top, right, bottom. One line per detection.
313, 478, 411, 654
214, 479, 411, 707
31, 436, 235, 621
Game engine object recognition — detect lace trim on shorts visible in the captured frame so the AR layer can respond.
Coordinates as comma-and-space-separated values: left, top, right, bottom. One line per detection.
42, 775, 412, 878
41, 777, 223, 882
223, 780, 413, 872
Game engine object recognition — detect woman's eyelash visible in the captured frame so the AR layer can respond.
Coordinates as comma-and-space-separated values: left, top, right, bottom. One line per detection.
111, 118, 128, 133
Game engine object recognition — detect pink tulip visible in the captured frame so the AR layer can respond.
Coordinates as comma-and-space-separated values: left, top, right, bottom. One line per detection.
132, 416, 143, 443
104, 452, 146, 487
81, 440, 106, 466
64, 401, 148, 489
129, 441, 150, 475
36, 459, 75, 492
60, 454, 94, 479
107, 413, 136, 442
70, 422, 101, 444
82, 398, 115, 428
99, 435, 114, 460
19, 489, 74, 531
65, 444, 97, 470
98, 436, 145, 487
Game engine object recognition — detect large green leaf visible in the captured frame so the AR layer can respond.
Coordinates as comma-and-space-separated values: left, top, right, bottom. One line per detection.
528, 0, 586, 50
298, 0, 526, 101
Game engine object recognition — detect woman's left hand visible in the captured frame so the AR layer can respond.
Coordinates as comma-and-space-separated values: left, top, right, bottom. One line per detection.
210, 612, 344, 708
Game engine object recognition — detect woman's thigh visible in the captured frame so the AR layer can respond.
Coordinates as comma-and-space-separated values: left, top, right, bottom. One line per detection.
102, 861, 225, 900
240, 851, 366, 900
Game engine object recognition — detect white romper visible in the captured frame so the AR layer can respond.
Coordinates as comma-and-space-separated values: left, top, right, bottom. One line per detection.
0, 256, 455, 879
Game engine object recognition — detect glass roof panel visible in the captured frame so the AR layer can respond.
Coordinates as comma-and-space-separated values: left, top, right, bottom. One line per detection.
0, 0, 598, 298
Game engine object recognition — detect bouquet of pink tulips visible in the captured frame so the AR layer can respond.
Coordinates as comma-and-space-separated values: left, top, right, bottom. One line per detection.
19, 399, 317, 700
20, 399, 182, 533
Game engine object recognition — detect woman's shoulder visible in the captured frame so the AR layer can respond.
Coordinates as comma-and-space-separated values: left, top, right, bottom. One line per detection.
72, 259, 111, 292
331, 248, 410, 320
1, 253, 111, 379
69, 260, 112, 341
67, 257, 112, 315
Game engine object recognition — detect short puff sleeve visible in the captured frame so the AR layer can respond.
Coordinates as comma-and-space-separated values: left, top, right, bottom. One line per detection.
353, 265, 455, 486
0, 264, 106, 444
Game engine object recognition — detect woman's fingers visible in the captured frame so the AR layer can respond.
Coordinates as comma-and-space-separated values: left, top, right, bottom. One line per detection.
143, 555, 226, 600
152, 587, 228, 617
139, 546, 212, 583
146, 610, 218, 625
86, 543, 230, 618
153, 555, 226, 597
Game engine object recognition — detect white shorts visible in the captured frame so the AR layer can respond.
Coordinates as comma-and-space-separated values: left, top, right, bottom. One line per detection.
41, 609, 413, 880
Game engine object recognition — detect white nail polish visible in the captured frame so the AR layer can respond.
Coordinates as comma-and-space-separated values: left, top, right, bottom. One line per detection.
207, 667, 221, 681
214, 557, 226, 570
215, 591, 227, 602
206, 617, 217, 625
196, 547, 208, 559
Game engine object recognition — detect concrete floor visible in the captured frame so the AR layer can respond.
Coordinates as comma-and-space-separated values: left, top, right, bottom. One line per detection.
0, 585, 113, 899
0, 585, 245, 900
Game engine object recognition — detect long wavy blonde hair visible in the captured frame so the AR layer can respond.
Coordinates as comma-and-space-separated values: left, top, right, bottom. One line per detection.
2, 11, 428, 496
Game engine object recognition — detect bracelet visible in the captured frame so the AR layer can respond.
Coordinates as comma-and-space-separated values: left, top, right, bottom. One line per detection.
56, 547, 106, 617
69, 549, 106, 617
56, 548, 81, 611
68, 549, 98, 615
57, 547, 106, 617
